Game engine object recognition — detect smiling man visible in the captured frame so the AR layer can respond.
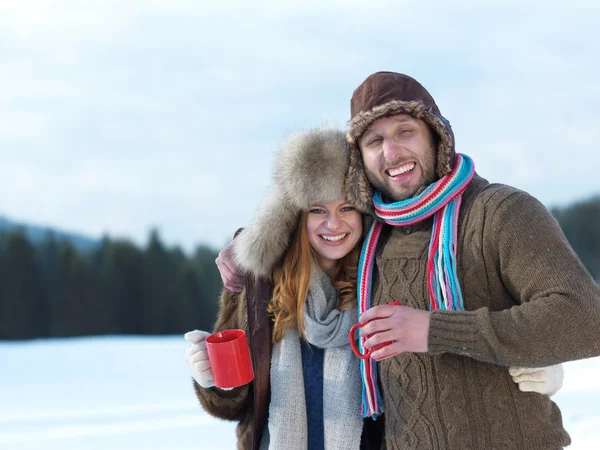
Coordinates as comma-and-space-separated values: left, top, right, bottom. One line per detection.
344, 71, 600, 449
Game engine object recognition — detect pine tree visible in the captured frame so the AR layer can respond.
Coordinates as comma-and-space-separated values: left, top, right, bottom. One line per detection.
0, 229, 46, 339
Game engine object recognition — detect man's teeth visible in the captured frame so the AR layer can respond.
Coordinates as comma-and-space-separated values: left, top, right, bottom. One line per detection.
388, 162, 416, 177
321, 234, 348, 242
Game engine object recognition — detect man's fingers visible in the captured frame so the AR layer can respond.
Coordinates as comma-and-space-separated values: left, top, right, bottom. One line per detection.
359, 304, 396, 323
363, 329, 396, 349
215, 241, 246, 293
370, 341, 402, 361
359, 317, 392, 337
228, 281, 245, 293
224, 282, 244, 293
216, 258, 244, 293
216, 258, 235, 281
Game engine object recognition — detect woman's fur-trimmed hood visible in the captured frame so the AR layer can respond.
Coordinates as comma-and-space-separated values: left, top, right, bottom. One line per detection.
345, 72, 456, 214
233, 128, 360, 277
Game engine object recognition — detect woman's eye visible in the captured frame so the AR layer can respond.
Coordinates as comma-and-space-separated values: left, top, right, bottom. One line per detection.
309, 208, 325, 214
340, 206, 355, 212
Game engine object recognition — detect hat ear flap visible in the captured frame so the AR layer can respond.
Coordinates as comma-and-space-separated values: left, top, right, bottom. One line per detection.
344, 137, 374, 215
233, 191, 299, 278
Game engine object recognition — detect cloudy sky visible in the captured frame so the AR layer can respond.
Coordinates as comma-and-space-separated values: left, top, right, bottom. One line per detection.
1, 0, 598, 252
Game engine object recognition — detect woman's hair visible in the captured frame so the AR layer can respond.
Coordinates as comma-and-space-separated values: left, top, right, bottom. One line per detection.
268, 211, 361, 343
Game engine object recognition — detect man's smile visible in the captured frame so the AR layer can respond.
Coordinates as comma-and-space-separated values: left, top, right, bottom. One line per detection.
386, 161, 416, 178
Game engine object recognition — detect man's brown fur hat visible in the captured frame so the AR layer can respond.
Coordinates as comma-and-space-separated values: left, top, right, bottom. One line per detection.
345, 71, 456, 213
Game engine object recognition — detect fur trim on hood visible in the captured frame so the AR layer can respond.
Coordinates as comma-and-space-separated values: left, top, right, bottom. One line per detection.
233, 128, 358, 277
345, 72, 456, 214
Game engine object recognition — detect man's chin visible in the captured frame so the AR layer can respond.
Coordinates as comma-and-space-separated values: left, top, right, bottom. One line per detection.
381, 185, 420, 203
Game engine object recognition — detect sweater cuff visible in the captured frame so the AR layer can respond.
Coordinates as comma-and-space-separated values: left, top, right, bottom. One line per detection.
428, 309, 482, 357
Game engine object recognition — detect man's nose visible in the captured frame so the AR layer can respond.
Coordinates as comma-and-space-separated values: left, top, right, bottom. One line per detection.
382, 139, 399, 161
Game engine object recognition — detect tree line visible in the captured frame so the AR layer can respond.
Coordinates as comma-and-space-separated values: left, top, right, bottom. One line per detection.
0, 229, 222, 339
0, 195, 599, 340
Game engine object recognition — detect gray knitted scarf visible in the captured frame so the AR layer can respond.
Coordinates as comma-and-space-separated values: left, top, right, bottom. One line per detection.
260, 264, 363, 450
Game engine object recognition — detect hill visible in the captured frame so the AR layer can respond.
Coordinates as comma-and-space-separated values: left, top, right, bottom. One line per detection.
0, 215, 99, 252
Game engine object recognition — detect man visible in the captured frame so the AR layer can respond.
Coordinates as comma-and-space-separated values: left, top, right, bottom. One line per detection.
217, 72, 600, 449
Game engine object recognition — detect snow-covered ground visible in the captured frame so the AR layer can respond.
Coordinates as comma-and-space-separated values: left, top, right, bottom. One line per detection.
0, 336, 598, 449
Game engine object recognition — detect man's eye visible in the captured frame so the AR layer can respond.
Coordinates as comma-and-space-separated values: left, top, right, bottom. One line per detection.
368, 138, 382, 146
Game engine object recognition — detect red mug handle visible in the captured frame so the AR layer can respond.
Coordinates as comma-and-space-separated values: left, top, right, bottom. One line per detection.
349, 301, 401, 360
349, 322, 370, 359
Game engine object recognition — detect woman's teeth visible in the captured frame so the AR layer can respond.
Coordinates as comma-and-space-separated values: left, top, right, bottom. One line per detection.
320, 233, 348, 242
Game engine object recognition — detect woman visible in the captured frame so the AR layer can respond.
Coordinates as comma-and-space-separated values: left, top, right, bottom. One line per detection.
186, 128, 372, 450
185, 128, 563, 450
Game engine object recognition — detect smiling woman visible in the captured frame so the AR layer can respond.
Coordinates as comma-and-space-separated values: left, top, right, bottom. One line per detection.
306, 199, 362, 276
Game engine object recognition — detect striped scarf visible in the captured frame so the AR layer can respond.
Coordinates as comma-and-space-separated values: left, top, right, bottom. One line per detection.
357, 153, 475, 419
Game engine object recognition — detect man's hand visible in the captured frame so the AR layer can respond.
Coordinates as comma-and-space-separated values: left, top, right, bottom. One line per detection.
359, 304, 431, 360
215, 240, 244, 293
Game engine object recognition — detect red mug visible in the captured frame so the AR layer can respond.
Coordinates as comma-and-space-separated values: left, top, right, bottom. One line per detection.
205, 329, 254, 389
349, 301, 401, 359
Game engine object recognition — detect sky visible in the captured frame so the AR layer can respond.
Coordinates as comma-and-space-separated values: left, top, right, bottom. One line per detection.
1, 0, 599, 252
1, 336, 599, 450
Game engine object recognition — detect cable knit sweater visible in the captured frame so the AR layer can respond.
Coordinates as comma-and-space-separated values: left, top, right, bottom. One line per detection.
372, 174, 600, 450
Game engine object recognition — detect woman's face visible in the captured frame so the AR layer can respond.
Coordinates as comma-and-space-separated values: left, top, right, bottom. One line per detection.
306, 199, 362, 274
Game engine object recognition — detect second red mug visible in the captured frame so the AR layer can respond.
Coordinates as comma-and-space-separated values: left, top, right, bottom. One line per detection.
349, 301, 401, 359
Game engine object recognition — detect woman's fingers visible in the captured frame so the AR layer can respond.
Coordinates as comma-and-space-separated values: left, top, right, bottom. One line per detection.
184, 330, 210, 344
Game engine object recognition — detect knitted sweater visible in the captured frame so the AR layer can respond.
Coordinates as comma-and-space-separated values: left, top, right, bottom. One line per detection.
372, 175, 600, 450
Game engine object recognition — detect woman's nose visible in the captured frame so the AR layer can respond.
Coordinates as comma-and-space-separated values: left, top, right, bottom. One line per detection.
326, 212, 342, 229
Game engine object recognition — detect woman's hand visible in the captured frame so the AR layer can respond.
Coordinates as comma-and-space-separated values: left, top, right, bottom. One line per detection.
184, 330, 215, 388
509, 364, 564, 396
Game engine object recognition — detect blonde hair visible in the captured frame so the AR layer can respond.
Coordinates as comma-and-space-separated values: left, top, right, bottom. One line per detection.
268, 211, 360, 343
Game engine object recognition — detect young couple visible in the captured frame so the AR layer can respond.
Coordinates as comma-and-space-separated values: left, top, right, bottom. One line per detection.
186, 72, 600, 450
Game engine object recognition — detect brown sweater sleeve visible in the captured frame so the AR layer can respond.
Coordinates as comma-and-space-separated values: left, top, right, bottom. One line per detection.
428, 188, 600, 366
193, 288, 252, 421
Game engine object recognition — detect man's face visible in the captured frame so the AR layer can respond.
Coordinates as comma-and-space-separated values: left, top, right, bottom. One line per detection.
359, 114, 437, 202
